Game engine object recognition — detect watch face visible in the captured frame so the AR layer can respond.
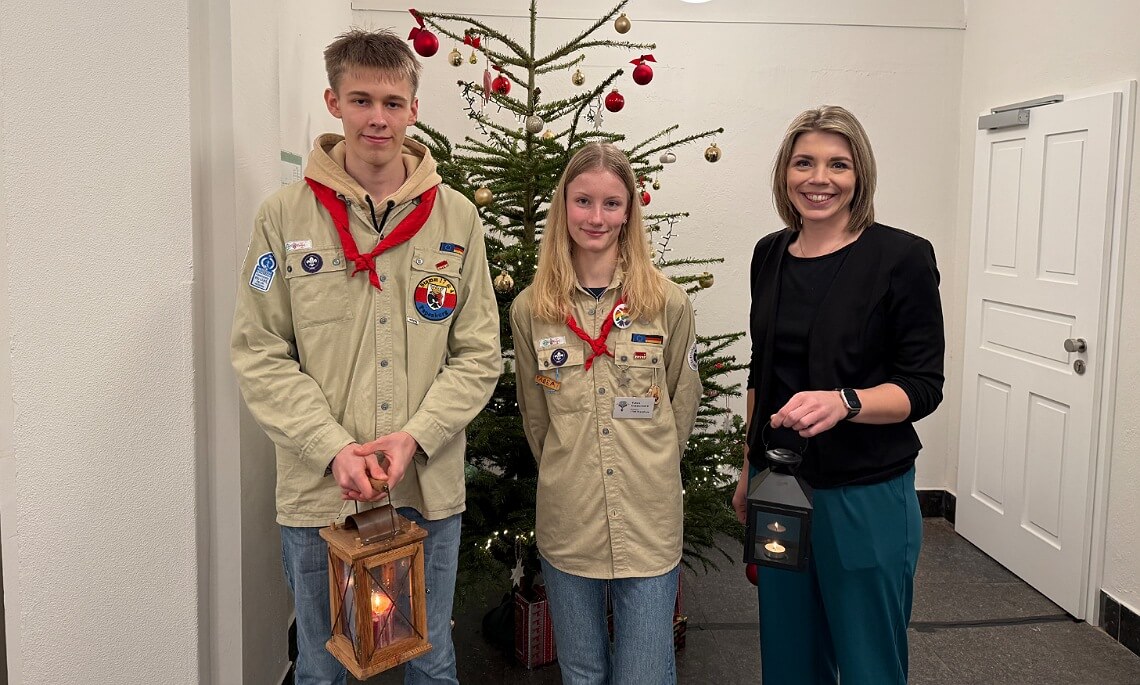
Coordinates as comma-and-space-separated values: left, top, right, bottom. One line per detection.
841, 388, 861, 410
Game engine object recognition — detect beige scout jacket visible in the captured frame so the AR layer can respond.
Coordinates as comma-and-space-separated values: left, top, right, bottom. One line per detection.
231, 134, 501, 526
509, 273, 703, 579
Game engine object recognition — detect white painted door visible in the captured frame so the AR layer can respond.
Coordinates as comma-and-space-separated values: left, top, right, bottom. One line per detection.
956, 92, 1122, 618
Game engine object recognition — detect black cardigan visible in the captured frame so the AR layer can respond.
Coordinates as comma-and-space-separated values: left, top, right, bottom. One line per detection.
746, 223, 945, 488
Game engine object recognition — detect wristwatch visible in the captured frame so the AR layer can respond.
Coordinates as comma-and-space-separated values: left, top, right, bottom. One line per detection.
838, 388, 861, 420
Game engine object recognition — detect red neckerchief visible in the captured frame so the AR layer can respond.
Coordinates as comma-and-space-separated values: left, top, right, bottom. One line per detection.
305, 178, 438, 290
565, 297, 625, 370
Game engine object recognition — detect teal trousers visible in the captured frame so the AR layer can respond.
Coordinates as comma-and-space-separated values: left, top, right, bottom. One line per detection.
756, 467, 922, 685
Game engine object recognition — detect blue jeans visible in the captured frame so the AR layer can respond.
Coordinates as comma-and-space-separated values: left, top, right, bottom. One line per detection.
280, 508, 462, 685
540, 558, 679, 685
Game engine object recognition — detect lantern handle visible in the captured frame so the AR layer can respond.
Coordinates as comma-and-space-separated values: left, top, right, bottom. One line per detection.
758, 422, 809, 458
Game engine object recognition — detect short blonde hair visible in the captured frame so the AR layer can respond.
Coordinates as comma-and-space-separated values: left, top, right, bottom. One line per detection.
530, 143, 666, 322
772, 105, 877, 233
324, 28, 421, 95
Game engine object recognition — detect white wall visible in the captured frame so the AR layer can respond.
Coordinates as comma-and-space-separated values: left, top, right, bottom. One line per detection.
954, 0, 1140, 617
0, 1, 199, 682
284, 0, 966, 489
193, 0, 300, 682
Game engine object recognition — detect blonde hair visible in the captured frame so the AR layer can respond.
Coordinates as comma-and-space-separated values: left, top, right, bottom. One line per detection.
324, 28, 421, 95
530, 143, 667, 322
772, 105, 877, 233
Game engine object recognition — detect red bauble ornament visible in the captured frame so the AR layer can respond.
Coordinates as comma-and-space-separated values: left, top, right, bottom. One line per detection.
605, 89, 625, 113
630, 54, 656, 85
746, 563, 759, 586
491, 75, 511, 95
640, 190, 651, 206
408, 28, 439, 58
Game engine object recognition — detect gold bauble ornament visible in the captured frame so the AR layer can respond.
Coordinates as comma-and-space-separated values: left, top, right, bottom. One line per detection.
614, 13, 631, 34
652, 179, 661, 190
468, 50, 478, 64
448, 48, 463, 67
525, 115, 544, 134
542, 129, 556, 140
704, 143, 722, 163
698, 272, 715, 289
494, 272, 515, 293
474, 186, 493, 206
572, 69, 585, 86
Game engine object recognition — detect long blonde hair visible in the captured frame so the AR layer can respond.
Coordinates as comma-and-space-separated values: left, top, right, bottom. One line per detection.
530, 142, 666, 322
771, 105, 877, 233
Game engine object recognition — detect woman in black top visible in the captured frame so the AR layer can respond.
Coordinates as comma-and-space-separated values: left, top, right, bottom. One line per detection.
732, 105, 944, 684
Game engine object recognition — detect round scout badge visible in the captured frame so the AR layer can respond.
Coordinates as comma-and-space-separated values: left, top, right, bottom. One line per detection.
612, 303, 632, 330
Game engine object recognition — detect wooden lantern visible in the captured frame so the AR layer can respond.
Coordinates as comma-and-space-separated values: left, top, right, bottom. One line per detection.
320, 497, 431, 679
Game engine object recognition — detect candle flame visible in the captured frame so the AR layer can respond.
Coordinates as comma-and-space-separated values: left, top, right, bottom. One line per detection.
371, 590, 393, 616
767, 521, 786, 533
764, 541, 786, 555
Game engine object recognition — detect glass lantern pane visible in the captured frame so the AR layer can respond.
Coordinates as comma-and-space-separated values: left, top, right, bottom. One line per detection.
333, 557, 358, 648
368, 555, 415, 651
754, 511, 801, 544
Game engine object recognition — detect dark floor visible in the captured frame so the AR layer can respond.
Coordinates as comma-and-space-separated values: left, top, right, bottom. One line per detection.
358, 519, 1140, 684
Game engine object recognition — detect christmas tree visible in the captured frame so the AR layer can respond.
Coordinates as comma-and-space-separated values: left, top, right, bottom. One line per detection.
407, 0, 747, 607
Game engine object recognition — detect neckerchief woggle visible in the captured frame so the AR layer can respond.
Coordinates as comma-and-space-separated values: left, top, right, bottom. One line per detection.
565, 297, 625, 370
305, 178, 438, 290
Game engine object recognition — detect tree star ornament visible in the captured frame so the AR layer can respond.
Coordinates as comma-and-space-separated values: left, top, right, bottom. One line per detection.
614, 12, 631, 34
407, 10, 439, 57
510, 558, 524, 587
631, 54, 656, 85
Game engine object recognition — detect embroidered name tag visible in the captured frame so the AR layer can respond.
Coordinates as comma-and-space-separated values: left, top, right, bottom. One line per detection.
535, 374, 561, 391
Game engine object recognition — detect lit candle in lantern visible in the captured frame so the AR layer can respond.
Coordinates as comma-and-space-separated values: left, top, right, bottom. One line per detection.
371, 590, 394, 648
763, 540, 787, 560
767, 521, 786, 533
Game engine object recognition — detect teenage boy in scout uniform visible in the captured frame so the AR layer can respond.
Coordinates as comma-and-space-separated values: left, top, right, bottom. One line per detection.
231, 29, 500, 685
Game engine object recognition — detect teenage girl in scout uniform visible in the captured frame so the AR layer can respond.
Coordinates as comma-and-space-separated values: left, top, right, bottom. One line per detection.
510, 142, 703, 685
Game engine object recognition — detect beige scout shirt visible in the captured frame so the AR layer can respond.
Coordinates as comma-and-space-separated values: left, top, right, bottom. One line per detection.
231, 135, 501, 526
510, 273, 703, 579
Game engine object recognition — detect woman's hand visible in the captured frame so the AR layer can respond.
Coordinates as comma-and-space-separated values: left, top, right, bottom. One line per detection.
732, 469, 749, 524
770, 390, 848, 438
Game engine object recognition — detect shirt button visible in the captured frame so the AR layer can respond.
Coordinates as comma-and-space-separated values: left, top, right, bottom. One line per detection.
597, 388, 606, 395
380, 360, 389, 368
381, 402, 390, 411
379, 274, 387, 282
620, 355, 628, 362
652, 357, 659, 364
415, 258, 424, 265
606, 468, 614, 475
379, 316, 388, 324
286, 266, 293, 273
602, 428, 610, 436
587, 308, 596, 316
333, 258, 341, 266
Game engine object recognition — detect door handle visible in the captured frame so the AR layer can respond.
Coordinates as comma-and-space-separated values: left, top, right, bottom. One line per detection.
1064, 338, 1087, 353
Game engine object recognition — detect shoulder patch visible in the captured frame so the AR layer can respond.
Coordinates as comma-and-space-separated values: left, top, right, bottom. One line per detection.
249, 252, 277, 292
688, 341, 699, 371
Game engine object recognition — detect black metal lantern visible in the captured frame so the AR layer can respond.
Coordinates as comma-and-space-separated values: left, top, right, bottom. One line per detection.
744, 448, 813, 571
